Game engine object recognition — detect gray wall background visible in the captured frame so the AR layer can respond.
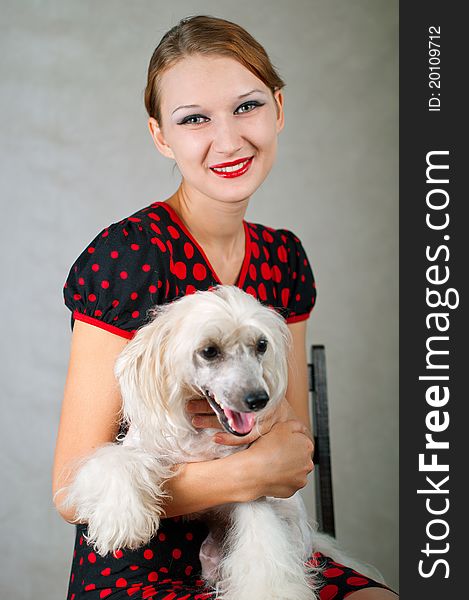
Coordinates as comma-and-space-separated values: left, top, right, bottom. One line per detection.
1, 0, 398, 597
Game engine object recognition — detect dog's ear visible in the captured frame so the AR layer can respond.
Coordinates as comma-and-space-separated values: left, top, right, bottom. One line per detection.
114, 309, 176, 432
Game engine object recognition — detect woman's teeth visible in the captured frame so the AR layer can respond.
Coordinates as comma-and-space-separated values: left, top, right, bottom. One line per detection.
211, 159, 250, 173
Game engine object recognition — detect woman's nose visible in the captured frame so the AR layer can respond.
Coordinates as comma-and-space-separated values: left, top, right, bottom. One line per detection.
211, 118, 244, 156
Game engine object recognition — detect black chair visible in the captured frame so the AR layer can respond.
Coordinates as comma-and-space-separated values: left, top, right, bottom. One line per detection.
308, 345, 335, 537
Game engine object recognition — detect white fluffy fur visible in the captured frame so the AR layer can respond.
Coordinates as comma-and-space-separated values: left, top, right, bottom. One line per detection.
59, 285, 384, 598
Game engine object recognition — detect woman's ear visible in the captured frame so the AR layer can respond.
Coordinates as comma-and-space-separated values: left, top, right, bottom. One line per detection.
148, 117, 175, 159
273, 89, 285, 133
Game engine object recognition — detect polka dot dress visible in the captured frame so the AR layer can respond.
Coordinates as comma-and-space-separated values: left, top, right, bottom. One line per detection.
63, 201, 396, 599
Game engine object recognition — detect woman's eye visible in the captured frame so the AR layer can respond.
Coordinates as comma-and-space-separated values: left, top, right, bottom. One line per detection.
256, 339, 268, 354
179, 114, 209, 125
235, 101, 263, 114
201, 346, 220, 360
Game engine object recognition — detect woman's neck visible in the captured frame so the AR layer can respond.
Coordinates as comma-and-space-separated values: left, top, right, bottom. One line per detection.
165, 182, 248, 260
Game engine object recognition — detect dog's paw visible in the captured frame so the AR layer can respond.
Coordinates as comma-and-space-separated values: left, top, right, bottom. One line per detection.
61, 444, 173, 555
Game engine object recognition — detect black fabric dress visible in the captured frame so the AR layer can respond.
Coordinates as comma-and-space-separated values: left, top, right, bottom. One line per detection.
63, 201, 395, 599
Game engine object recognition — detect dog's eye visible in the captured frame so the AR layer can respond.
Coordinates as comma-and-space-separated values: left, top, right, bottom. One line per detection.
201, 345, 220, 360
256, 339, 268, 354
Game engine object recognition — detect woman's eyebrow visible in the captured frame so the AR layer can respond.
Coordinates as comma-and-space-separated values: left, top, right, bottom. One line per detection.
238, 89, 267, 99
171, 90, 268, 115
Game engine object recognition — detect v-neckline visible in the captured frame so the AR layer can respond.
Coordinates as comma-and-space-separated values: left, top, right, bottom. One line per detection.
158, 202, 251, 288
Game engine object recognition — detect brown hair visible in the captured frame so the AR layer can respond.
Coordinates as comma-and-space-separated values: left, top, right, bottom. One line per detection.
144, 15, 285, 123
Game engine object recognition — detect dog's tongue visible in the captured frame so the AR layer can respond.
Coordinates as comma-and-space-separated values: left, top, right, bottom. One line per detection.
223, 408, 255, 435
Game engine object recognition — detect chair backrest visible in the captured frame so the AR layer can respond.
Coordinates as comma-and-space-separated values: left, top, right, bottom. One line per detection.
308, 345, 335, 537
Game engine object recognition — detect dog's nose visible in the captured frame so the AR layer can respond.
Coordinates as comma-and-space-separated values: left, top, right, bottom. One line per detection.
244, 390, 269, 411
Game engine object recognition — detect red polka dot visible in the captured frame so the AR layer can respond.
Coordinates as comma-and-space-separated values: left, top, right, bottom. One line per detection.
193, 263, 207, 281
292, 271, 297, 280
120, 271, 128, 279
116, 578, 127, 587
323, 567, 345, 578
130, 244, 140, 251
320, 584, 339, 600
249, 264, 257, 280
102, 230, 109, 237
79, 536, 84, 545
142, 264, 151, 272
131, 310, 139, 319
263, 246, 270, 260
158, 280, 163, 288
272, 265, 282, 283
85, 584, 96, 591
79, 557, 83, 566
73, 293, 81, 301
261, 262, 272, 280
246, 286, 257, 299
168, 225, 180, 239
130, 565, 139, 571
277, 245, 288, 263
301, 274, 306, 282
87, 552, 96, 563
110, 250, 119, 259
88, 293, 96, 302
258, 283, 267, 301
149, 285, 157, 293
161, 593, 177, 600
100, 590, 112, 599
101, 568, 111, 576
150, 223, 162, 235
281, 288, 290, 307
78, 277, 85, 285
159, 567, 168, 573
127, 589, 139, 597
347, 576, 370, 586
184, 242, 194, 259
172, 261, 187, 279
262, 230, 274, 243
143, 588, 157, 599
112, 299, 119, 307
249, 228, 259, 240
101, 280, 110, 289
296, 293, 301, 301
148, 571, 158, 582
143, 549, 154, 560
172, 548, 182, 559
94, 310, 102, 317
185, 532, 193, 541
87, 247, 95, 254
114, 549, 124, 559
130, 292, 138, 300
251, 242, 260, 258
185, 565, 193, 576
158, 532, 166, 541
71, 573, 75, 582
185, 284, 197, 295
148, 212, 160, 221
92, 263, 100, 272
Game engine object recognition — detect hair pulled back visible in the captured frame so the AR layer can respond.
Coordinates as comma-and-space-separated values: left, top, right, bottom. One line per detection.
144, 15, 285, 123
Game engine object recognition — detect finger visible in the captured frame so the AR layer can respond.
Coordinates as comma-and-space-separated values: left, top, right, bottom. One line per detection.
187, 399, 216, 414
191, 415, 223, 429
213, 430, 260, 446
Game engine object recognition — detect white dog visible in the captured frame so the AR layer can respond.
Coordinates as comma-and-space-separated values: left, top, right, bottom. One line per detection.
61, 285, 381, 600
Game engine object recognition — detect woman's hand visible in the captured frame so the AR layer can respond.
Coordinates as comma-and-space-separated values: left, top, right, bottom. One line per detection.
242, 419, 314, 500
186, 396, 302, 446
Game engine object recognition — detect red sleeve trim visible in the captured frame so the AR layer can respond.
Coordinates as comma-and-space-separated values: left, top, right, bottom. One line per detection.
73, 310, 135, 339
286, 311, 312, 324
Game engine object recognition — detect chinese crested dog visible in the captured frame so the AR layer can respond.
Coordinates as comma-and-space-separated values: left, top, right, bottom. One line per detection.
61, 285, 380, 599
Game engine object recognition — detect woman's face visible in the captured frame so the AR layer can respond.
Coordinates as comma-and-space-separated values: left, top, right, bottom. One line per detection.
148, 54, 284, 205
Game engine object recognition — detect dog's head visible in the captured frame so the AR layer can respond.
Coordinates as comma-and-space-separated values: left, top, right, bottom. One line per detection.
114, 285, 292, 440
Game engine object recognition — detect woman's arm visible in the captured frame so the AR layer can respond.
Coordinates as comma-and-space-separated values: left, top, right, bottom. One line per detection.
53, 321, 312, 522
285, 320, 311, 432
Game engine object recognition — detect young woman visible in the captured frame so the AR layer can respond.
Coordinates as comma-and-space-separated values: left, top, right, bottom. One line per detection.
53, 15, 397, 600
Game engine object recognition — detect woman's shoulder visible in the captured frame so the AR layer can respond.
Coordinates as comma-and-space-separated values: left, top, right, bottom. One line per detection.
244, 219, 305, 250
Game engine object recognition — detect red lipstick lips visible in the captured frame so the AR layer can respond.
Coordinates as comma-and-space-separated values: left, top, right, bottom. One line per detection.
209, 156, 254, 178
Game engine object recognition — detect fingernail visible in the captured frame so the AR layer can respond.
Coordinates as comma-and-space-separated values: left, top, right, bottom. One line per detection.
213, 435, 223, 443
192, 417, 202, 426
